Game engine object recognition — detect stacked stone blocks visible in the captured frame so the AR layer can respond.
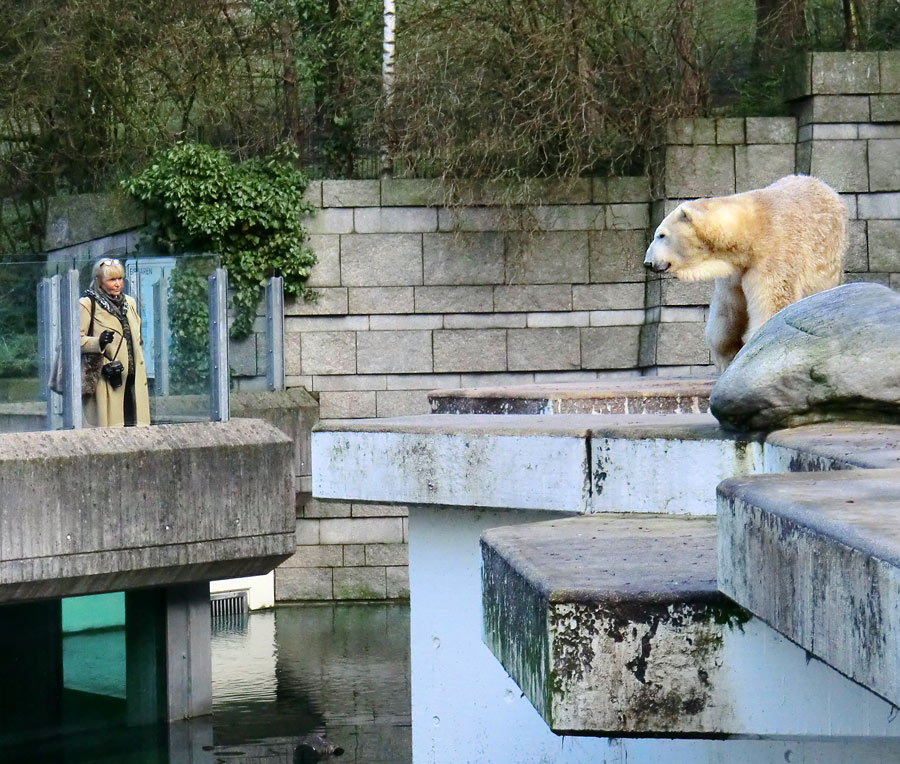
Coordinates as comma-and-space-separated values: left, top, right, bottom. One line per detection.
288, 176, 653, 423
788, 52, 900, 283
278, 499, 409, 601
641, 114, 800, 374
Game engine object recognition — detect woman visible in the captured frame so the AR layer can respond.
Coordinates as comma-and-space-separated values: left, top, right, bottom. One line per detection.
80, 257, 150, 427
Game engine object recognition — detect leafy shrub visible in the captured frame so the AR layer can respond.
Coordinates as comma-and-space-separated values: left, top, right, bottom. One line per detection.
0, 333, 38, 378
123, 142, 317, 338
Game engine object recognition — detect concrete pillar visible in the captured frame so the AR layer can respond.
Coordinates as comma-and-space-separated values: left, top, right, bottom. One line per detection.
125, 582, 212, 724
165, 582, 212, 721
0, 600, 63, 730
125, 589, 166, 725
168, 718, 214, 764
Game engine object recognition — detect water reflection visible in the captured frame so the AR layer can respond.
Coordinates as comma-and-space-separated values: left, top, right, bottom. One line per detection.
0, 603, 411, 764
6, 601, 900, 763
210, 604, 411, 764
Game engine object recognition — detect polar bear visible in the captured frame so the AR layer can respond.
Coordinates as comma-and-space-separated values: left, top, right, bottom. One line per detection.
644, 175, 846, 371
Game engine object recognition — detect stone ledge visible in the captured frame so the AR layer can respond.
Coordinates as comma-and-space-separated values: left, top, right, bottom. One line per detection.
312, 413, 763, 514
315, 411, 730, 439
0, 420, 295, 601
482, 513, 900, 737
765, 422, 900, 470
429, 378, 714, 415
718, 468, 900, 707
482, 514, 726, 735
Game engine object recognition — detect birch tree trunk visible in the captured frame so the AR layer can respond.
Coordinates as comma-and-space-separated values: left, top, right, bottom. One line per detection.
380, 0, 396, 178
842, 0, 862, 50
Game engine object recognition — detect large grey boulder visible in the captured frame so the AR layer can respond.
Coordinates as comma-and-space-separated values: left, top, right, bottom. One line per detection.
710, 282, 900, 431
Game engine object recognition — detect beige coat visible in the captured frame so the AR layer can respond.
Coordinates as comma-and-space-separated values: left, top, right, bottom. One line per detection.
80, 294, 150, 427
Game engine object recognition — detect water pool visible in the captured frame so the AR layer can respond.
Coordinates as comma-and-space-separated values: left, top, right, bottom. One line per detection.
0, 603, 411, 764
6, 601, 900, 764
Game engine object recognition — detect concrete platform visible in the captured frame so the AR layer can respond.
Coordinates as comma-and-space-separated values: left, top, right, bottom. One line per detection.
482, 513, 900, 738
311, 379, 900, 750
718, 468, 900, 708
312, 413, 763, 514
765, 422, 900, 471
430, 378, 714, 415
0, 420, 296, 601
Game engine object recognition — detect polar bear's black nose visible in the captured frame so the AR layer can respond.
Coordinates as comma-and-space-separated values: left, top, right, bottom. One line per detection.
644, 260, 669, 273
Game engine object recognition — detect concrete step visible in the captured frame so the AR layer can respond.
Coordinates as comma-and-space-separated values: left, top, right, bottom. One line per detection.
765, 422, 900, 470
429, 378, 714, 415
312, 412, 763, 514
482, 513, 900, 738
718, 467, 900, 708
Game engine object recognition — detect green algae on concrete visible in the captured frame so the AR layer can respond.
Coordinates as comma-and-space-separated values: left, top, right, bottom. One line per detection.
480, 514, 750, 736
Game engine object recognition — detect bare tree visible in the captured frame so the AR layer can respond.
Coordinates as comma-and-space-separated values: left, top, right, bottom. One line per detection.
753, 0, 805, 65
674, 0, 704, 110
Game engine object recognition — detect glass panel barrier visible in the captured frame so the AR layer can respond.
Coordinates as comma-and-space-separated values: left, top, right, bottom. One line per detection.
0, 252, 222, 433
131, 253, 220, 425
225, 276, 286, 395
228, 282, 269, 395
0, 258, 46, 432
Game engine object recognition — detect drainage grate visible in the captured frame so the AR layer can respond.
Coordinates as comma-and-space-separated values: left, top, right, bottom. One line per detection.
210, 590, 249, 619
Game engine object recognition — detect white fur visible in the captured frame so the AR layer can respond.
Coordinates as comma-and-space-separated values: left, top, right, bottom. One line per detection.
644, 175, 847, 370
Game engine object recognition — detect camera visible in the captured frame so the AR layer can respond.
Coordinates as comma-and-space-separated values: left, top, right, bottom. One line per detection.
101, 360, 124, 389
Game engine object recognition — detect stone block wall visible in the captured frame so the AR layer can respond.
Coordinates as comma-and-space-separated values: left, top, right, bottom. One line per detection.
276, 51, 900, 602
276, 499, 409, 602
639, 50, 900, 375
286, 175, 653, 421
641, 115, 799, 374
790, 52, 900, 284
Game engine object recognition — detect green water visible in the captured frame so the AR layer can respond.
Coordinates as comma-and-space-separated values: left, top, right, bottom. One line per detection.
0, 603, 411, 764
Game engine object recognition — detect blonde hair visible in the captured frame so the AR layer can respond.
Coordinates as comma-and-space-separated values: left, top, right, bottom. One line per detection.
92, 257, 125, 286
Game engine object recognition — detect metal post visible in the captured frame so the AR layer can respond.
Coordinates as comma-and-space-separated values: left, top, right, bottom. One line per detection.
125, 263, 138, 301
38, 278, 63, 430
265, 276, 285, 391
60, 269, 82, 429
153, 275, 170, 397
208, 268, 229, 422
37, 279, 53, 401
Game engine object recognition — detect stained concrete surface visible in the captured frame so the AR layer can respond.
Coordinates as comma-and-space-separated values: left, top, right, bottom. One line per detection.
312, 413, 762, 514
0, 419, 296, 601
719, 468, 900, 707
482, 512, 900, 738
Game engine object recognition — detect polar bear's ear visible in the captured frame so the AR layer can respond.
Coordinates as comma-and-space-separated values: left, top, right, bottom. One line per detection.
680, 200, 708, 226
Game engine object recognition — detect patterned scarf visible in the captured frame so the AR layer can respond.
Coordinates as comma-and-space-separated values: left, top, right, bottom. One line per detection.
85, 286, 124, 320
85, 286, 135, 376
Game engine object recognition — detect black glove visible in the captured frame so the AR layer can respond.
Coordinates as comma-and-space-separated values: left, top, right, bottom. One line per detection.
98, 330, 115, 350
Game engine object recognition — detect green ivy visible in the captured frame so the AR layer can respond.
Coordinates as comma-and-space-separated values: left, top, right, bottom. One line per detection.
167, 256, 216, 393
122, 142, 317, 338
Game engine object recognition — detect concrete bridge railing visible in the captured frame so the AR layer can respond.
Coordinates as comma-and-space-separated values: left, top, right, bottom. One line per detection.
0, 419, 295, 725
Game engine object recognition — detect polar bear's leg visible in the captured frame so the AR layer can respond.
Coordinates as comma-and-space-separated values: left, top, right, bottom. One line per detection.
705, 275, 747, 371
741, 268, 782, 342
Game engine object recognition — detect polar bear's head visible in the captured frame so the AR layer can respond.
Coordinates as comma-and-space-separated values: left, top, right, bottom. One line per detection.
643, 199, 744, 282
